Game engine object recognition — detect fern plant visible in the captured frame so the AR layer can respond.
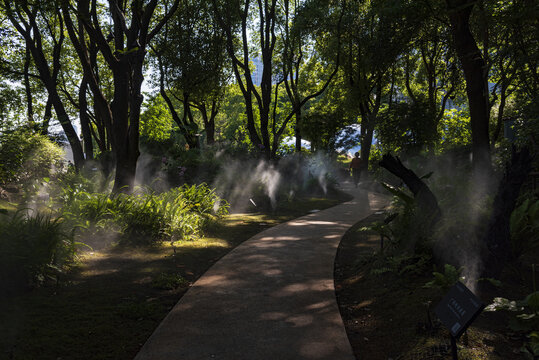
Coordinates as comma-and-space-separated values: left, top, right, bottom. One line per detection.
60, 184, 229, 245
486, 267, 539, 359
510, 198, 539, 258
424, 264, 465, 291
0, 210, 76, 290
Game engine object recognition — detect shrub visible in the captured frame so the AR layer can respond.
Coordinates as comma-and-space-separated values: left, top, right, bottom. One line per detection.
510, 196, 539, 258
62, 184, 229, 245
381, 182, 433, 253
0, 129, 64, 187
0, 210, 75, 291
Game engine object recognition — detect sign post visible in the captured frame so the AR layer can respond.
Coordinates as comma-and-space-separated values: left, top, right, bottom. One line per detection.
434, 281, 485, 360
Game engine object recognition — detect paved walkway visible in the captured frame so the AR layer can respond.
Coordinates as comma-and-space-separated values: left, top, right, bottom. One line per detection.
135, 183, 388, 360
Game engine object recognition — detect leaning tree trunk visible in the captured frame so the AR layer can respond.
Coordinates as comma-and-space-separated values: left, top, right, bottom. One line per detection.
379, 154, 442, 226
446, 0, 491, 173
481, 147, 532, 279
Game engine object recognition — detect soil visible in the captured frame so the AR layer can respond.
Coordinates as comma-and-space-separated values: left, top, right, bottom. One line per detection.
334, 212, 538, 360
0, 195, 349, 360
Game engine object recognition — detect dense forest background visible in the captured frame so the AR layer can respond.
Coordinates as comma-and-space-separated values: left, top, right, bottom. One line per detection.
0, 0, 538, 358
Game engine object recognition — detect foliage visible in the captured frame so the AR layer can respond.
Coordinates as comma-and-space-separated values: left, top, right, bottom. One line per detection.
161, 145, 224, 186
152, 272, 189, 290
173, 183, 229, 218
381, 182, 433, 253
510, 197, 539, 258
140, 94, 175, 145
0, 129, 64, 187
370, 253, 432, 277
486, 286, 539, 359
423, 264, 465, 291
437, 109, 472, 153
62, 184, 229, 245
0, 210, 75, 290
376, 99, 439, 154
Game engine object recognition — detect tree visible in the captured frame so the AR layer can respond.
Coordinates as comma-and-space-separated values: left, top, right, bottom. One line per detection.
3, 0, 85, 169
71, 0, 180, 192
336, 0, 422, 167
445, 0, 491, 173
277, 0, 342, 155
212, 0, 341, 158
151, 0, 228, 148
211, 0, 276, 157
61, 0, 117, 164
400, 18, 460, 151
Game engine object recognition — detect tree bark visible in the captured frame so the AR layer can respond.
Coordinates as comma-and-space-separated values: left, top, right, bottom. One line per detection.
79, 75, 94, 160
5, 1, 85, 169
481, 147, 532, 279
196, 101, 218, 145
295, 109, 302, 152
23, 47, 34, 126
379, 154, 442, 226
446, 0, 491, 173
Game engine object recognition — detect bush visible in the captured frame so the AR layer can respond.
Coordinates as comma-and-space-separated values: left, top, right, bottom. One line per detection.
62, 184, 229, 245
0, 129, 64, 187
510, 195, 539, 258
0, 210, 75, 291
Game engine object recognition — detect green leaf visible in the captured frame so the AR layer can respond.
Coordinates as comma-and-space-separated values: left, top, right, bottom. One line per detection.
478, 277, 502, 287
485, 297, 522, 312
524, 291, 539, 312
420, 171, 434, 180
381, 182, 414, 205
509, 317, 533, 332
517, 313, 536, 320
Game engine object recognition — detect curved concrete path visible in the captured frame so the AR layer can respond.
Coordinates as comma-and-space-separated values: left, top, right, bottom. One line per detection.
135, 183, 388, 360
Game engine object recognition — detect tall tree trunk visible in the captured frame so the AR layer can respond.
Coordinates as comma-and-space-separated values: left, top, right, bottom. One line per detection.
294, 109, 302, 153
40, 97, 52, 135
359, 110, 375, 172
5, 2, 85, 169
491, 82, 508, 146
446, 0, 491, 173
23, 47, 34, 126
79, 75, 94, 160
481, 147, 532, 278
111, 63, 137, 193
198, 101, 217, 145
49, 86, 85, 168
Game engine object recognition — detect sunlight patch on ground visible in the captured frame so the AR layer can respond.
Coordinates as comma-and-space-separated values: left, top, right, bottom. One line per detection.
172, 238, 229, 249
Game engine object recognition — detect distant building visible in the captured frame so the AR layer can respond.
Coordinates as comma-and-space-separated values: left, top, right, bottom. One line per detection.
251, 57, 263, 86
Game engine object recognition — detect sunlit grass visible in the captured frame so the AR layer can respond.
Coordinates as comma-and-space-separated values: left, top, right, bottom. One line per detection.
171, 237, 229, 249
0, 200, 16, 212
0, 193, 348, 359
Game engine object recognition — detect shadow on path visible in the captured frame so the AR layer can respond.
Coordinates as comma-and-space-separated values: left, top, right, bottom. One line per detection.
135, 183, 388, 360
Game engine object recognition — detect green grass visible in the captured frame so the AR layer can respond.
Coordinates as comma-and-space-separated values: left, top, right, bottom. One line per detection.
0, 194, 347, 360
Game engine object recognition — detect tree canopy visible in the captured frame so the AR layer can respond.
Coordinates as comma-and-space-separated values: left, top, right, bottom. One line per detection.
0, 0, 536, 190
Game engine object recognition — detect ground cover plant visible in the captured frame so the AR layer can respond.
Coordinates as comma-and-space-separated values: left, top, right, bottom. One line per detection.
0, 191, 348, 359
335, 149, 539, 359
0, 147, 350, 359
0, 0, 537, 357
335, 211, 538, 360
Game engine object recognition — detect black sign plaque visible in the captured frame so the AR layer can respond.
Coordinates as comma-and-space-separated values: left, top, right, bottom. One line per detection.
434, 281, 485, 339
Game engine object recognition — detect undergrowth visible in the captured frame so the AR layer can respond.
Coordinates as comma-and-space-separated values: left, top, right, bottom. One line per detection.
62, 184, 229, 245
0, 210, 76, 291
